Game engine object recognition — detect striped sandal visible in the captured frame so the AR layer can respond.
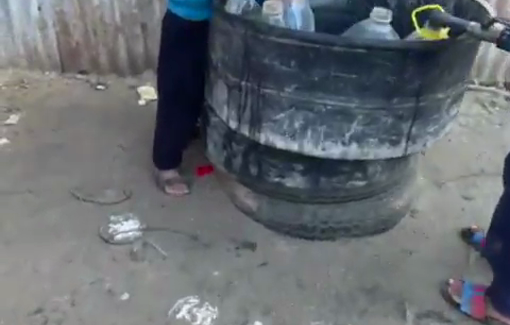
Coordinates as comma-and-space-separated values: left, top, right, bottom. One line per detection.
441, 279, 508, 325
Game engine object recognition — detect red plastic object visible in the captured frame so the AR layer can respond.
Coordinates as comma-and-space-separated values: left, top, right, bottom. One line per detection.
196, 165, 214, 177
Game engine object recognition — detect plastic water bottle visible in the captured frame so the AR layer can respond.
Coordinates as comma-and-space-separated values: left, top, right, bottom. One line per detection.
341, 7, 400, 40
225, 0, 260, 15
262, 0, 286, 27
287, 0, 315, 32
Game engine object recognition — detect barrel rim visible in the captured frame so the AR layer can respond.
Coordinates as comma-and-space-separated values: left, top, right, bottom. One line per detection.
213, 0, 494, 51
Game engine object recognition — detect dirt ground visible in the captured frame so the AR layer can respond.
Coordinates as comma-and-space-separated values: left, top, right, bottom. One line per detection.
0, 69, 508, 325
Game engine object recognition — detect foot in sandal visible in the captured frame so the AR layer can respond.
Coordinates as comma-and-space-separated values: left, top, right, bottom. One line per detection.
155, 169, 190, 197
460, 225, 487, 252
441, 278, 510, 324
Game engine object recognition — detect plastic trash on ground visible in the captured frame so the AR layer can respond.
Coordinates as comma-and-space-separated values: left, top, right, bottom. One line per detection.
4, 113, 21, 125
93, 82, 108, 91
0, 137, 10, 147
99, 213, 145, 245
341, 7, 400, 40
168, 296, 219, 325
137, 85, 158, 106
196, 164, 215, 177
287, 0, 315, 31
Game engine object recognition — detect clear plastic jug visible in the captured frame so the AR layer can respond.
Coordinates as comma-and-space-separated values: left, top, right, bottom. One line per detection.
287, 0, 315, 32
341, 7, 400, 40
262, 0, 287, 27
225, 0, 260, 16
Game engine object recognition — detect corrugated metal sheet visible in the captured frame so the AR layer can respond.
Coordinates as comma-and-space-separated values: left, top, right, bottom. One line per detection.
0, 0, 509, 81
472, 0, 510, 85
0, 0, 165, 76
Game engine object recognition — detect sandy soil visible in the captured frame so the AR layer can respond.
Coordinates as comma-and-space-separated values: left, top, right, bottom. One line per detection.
0, 69, 508, 325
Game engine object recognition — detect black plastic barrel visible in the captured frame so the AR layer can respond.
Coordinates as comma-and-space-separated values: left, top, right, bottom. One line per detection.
203, 0, 494, 240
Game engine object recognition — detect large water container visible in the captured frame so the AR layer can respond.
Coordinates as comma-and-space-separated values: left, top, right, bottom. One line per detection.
204, 0, 495, 240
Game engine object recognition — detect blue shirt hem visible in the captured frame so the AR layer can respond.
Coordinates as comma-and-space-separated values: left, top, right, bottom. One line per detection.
167, 3, 212, 21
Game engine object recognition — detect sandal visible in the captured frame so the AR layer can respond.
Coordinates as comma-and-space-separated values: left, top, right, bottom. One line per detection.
460, 225, 486, 252
155, 170, 190, 197
440, 279, 508, 324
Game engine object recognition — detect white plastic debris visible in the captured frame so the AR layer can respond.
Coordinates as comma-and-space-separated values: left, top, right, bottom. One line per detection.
108, 213, 143, 241
99, 213, 145, 245
94, 83, 108, 91
119, 292, 130, 301
0, 138, 10, 146
137, 85, 158, 106
4, 113, 20, 125
168, 296, 219, 325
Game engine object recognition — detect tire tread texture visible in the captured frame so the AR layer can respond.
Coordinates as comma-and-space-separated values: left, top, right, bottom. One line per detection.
219, 172, 415, 240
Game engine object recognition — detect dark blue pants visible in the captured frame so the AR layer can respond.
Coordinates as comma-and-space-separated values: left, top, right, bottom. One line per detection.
152, 10, 209, 170
485, 152, 510, 316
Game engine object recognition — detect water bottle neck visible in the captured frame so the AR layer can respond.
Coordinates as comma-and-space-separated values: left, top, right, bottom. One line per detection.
370, 7, 392, 24
291, 0, 307, 7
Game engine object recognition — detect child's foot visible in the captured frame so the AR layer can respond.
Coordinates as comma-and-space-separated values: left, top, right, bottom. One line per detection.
155, 169, 190, 197
441, 278, 510, 324
460, 225, 486, 252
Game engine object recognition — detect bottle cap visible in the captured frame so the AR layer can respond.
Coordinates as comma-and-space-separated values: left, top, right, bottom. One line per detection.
370, 6, 393, 23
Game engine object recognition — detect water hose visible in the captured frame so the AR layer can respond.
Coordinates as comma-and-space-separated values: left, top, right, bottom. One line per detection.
411, 4, 510, 52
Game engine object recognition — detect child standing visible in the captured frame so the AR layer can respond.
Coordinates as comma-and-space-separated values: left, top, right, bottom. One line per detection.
152, 0, 212, 196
